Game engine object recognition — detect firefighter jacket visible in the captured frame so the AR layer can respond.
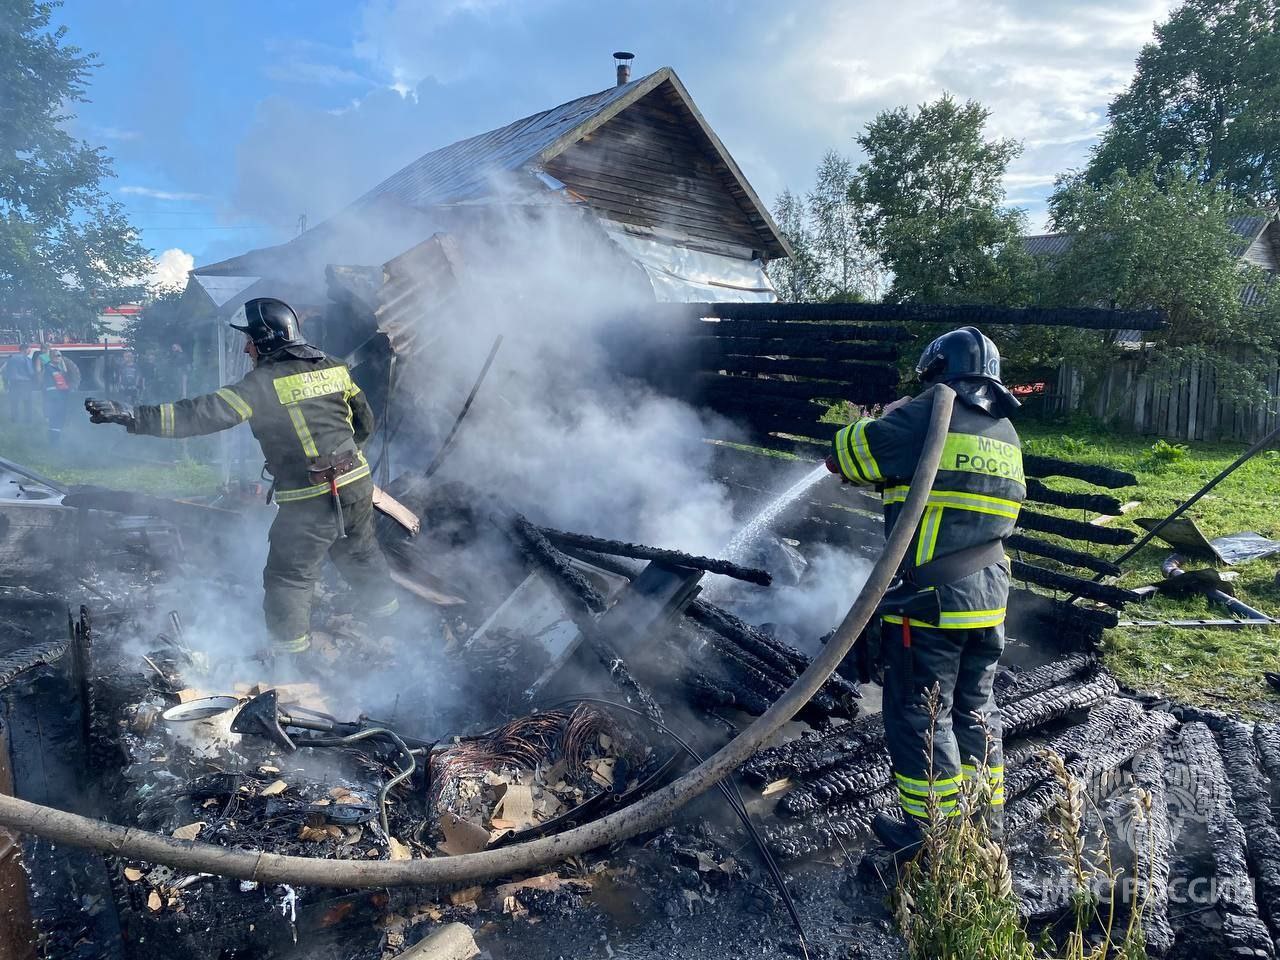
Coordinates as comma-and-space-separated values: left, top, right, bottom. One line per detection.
131, 351, 376, 503
831, 389, 1024, 629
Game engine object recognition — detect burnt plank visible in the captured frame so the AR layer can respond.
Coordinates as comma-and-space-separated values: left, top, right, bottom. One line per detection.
695, 337, 901, 363
699, 355, 899, 385
1023, 454, 1137, 488
1024, 479, 1124, 514
1006, 534, 1122, 576
1017, 510, 1137, 546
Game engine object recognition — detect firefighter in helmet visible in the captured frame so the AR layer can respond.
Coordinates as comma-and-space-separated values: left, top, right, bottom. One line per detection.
826, 326, 1024, 855
85, 297, 399, 662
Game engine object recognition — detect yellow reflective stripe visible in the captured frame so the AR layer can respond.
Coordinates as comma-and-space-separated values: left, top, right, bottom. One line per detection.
938, 608, 1006, 628
216, 388, 253, 421
927, 490, 1020, 519
850, 418, 882, 481
273, 634, 311, 654
940, 432, 1024, 485
895, 772, 962, 795
833, 424, 862, 482
961, 764, 1005, 782
159, 403, 175, 437
884, 487, 1020, 519
272, 365, 353, 404
285, 404, 319, 458
274, 460, 371, 503
915, 504, 944, 566
883, 607, 1007, 629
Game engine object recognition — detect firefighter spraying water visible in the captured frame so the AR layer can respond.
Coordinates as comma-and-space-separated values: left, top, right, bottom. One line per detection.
826, 326, 1025, 859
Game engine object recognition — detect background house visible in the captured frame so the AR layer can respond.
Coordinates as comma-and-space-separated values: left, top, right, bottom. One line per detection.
1024, 214, 1280, 440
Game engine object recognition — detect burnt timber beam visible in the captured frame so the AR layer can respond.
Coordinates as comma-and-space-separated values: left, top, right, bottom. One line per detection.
696, 371, 893, 406
1017, 510, 1137, 546
537, 527, 771, 586
994, 653, 1099, 700
669, 315, 911, 341
1024, 479, 1124, 514
1022, 454, 1137, 488
696, 355, 901, 385
1219, 720, 1280, 949
0, 642, 68, 691
694, 337, 901, 363
1007, 534, 1121, 577
1169, 722, 1274, 957
1009, 560, 1140, 609
657, 302, 1166, 330
1130, 747, 1175, 957
1008, 587, 1119, 631
1006, 706, 1177, 834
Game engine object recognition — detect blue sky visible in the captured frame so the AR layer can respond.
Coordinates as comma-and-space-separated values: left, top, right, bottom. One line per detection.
58, 0, 1180, 284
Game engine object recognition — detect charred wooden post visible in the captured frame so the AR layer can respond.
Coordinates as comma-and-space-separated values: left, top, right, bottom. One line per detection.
1022, 455, 1138, 488
995, 653, 1099, 700
1219, 720, 1280, 950
1002, 672, 1120, 737
686, 600, 861, 711
507, 514, 662, 719
1009, 561, 1140, 609
1006, 535, 1121, 577
1006, 706, 1176, 834
742, 713, 885, 787
1252, 721, 1280, 787
1169, 722, 1274, 958
1023, 479, 1124, 514
0, 641, 68, 690
509, 515, 607, 613
764, 786, 896, 861
684, 673, 770, 716
537, 526, 772, 586
1017, 510, 1137, 546
1130, 746, 1175, 957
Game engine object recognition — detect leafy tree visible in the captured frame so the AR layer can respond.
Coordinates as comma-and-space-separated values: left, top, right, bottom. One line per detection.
849, 94, 1030, 305
1085, 0, 1280, 208
0, 0, 152, 339
808, 151, 880, 301
1044, 163, 1275, 408
767, 187, 823, 302
768, 152, 881, 302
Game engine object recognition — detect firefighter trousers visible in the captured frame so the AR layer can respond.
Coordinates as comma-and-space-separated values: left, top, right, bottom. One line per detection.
881, 619, 1005, 820
263, 476, 399, 654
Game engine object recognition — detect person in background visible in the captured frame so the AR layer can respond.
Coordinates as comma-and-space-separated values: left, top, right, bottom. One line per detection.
116, 351, 142, 407
2, 346, 36, 422
41, 348, 80, 444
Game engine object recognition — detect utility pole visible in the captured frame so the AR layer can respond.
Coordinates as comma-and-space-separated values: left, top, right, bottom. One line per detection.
296, 213, 308, 236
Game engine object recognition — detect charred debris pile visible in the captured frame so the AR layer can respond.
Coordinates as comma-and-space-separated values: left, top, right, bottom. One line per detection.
1, 437, 1278, 960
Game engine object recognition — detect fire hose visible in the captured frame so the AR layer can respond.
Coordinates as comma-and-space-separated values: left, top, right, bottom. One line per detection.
0, 386, 956, 889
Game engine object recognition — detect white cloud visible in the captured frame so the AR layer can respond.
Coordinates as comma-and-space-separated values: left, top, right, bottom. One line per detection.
149, 248, 195, 291
121, 185, 209, 202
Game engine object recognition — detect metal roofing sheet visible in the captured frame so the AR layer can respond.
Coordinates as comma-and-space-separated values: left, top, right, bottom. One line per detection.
351, 76, 646, 212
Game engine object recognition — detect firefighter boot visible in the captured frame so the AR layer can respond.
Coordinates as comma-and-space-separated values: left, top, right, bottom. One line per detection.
979, 805, 1005, 844
871, 810, 925, 863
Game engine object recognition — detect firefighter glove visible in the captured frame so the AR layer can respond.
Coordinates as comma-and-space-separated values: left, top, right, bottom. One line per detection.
825, 455, 849, 483
85, 398, 135, 429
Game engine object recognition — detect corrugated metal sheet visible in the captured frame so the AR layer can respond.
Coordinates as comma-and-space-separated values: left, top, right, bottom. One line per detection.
375, 233, 465, 359
1022, 233, 1073, 257
350, 78, 646, 213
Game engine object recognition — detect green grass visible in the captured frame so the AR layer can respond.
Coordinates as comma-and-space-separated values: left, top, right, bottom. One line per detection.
0, 422, 221, 497
1019, 418, 1280, 715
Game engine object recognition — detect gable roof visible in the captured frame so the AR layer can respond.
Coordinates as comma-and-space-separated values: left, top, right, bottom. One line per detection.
199, 67, 788, 279
352, 66, 789, 259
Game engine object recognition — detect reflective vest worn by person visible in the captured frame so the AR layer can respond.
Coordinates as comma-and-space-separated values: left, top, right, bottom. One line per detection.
85, 297, 399, 658
826, 326, 1024, 857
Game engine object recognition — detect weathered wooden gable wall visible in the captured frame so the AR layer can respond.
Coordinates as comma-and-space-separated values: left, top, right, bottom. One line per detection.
544, 86, 769, 261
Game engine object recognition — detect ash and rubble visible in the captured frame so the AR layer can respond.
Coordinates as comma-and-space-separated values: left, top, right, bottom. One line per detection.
4, 451, 1280, 960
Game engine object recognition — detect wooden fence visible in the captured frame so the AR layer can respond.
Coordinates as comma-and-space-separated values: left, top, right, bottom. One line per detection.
1057, 350, 1280, 443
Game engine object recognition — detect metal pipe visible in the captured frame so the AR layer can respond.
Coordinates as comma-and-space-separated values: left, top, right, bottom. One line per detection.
0, 387, 956, 888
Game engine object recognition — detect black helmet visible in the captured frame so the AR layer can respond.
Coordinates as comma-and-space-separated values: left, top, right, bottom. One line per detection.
916, 326, 1020, 417
916, 326, 1003, 386
231, 298, 304, 352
